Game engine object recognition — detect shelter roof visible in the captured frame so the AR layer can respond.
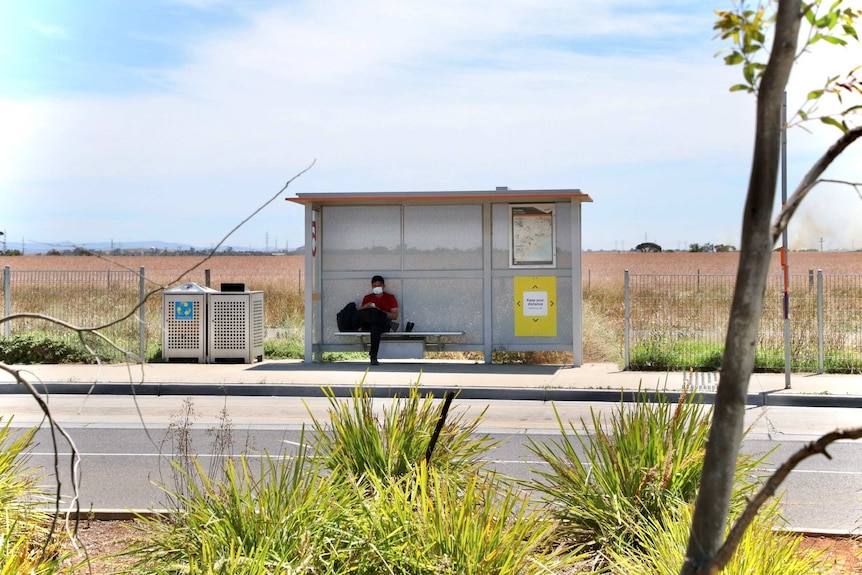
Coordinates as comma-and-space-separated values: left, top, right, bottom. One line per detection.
286, 188, 592, 207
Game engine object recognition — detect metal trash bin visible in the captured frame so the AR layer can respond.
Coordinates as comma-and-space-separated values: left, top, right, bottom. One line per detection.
162, 282, 217, 363
207, 288, 264, 364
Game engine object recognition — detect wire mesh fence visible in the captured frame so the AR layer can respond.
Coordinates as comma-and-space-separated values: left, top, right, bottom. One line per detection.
624, 271, 862, 373
1, 264, 305, 362
4, 264, 860, 371
2, 268, 147, 362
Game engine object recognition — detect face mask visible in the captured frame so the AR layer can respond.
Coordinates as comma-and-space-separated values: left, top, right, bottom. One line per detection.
372, 286, 384, 295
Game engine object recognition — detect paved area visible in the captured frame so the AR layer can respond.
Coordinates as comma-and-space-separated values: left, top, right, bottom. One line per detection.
1, 360, 861, 407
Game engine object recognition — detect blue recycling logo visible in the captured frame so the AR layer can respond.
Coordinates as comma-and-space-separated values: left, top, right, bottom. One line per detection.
174, 301, 194, 320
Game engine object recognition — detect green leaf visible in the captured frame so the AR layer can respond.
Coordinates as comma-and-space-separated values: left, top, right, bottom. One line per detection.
841, 104, 862, 115
807, 89, 825, 100
821, 116, 849, 133
799, 109, 809, 121
842, 23, 858, 40
729, 83, 752, 93
809, 32, 825, 45
821, 34, 848, 45
724, 51, 744, 65
743, 62, 756, 84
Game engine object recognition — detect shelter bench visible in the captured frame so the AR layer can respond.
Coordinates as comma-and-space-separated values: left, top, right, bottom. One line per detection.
334, 330, 466, 359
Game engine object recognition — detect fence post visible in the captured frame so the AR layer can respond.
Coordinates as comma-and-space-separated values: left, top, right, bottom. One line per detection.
139, 266, 146, 362
817, 269, 824, 374
3, 265, 9, 339
624, 269, 630, 370
205, 269, 211, 288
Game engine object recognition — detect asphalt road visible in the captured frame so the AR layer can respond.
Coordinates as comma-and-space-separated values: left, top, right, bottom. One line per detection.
7, 396, 862, 533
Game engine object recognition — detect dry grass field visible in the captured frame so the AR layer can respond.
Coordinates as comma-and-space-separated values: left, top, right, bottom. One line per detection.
0, 254, 305, 287
7, 250, 862, 283
3, 251, 861, 366
583, 250, 862, 281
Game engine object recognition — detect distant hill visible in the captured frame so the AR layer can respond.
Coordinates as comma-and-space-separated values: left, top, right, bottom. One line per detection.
14, 240, 301, 255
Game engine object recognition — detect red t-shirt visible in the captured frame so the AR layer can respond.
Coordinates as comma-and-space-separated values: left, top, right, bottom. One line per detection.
362, 292, 398, 313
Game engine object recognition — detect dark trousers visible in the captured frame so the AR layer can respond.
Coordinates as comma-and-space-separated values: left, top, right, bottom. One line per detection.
355, 308, 391, 360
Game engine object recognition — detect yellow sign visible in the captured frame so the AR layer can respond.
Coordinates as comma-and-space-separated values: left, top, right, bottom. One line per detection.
514, 276, 557, 336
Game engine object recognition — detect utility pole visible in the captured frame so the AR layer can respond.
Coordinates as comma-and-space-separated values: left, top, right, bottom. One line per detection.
820, 237, 825, 252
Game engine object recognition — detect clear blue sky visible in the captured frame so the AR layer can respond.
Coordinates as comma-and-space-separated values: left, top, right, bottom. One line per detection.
2, 1, 860, 252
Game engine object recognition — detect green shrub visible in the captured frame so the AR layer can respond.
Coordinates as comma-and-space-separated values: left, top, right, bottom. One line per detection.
527, 387, 762, 554
605, 502, 828, 574
131, 395, 578, 574
349, 463, 584, 574
310, 384, 497, 485
0, 418, 63, 574
130, 441, 356, 575
262, 337, 304, 359
0, 332, 95, 364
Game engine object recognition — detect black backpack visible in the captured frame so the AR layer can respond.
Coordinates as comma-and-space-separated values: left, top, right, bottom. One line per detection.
336, 302, 358, 332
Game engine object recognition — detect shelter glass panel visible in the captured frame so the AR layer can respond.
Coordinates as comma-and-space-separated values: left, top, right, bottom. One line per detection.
401, 277, 483, 343
403, 205, 483, 270
321, 206, 402, 271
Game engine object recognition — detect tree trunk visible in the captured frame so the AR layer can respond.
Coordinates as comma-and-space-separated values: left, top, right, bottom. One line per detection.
680, 2, 802, 573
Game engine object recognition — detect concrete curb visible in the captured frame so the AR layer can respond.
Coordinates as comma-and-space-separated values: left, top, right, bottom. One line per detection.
57, 510, 857, 536
4, 381, 862, 408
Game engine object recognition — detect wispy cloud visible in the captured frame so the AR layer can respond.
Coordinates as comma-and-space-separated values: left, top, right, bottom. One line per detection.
2, 0, 860, 251
30, 20, 70, 41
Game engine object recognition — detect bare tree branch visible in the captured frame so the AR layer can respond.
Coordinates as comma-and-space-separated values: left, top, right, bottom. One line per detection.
681, 1, 804, 572
707, 427, 862, 573
0, 364, 84, 560
0, 160, 316, 565
771, 127, 862, 241
0, 159, 317, 337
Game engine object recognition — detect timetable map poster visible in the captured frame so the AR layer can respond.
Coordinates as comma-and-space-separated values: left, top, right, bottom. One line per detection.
514, 276, 557, 337
510, 204, 555, 268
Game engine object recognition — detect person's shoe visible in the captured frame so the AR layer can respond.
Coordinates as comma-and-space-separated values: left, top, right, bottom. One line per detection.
370, 357, 380, 365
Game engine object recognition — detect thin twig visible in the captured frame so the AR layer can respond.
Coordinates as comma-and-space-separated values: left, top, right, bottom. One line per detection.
708, 426, 862, 573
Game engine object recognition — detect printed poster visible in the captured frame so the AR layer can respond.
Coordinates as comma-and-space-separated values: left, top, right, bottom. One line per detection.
510, 204, 556, 268
514, 276, 557, 337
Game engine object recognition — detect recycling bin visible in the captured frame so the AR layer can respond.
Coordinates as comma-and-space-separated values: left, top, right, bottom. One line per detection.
162, 282, 216, 363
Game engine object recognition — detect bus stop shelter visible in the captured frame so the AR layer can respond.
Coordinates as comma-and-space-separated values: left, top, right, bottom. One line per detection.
286, 187, 592, 364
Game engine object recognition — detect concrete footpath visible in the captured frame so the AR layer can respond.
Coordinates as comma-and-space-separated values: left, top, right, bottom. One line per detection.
1, 360, 861, 408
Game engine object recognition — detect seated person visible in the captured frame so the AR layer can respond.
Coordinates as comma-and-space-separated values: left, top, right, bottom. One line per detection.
355, 275, 399, 365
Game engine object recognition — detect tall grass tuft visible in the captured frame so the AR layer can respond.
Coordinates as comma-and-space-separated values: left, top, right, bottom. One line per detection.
345, 462, 585, 574
604, 502, 828, 574
0, 418, 63, 574
527, 387, 762, 554
310, 383, 497, 484
130, 436, 356, 575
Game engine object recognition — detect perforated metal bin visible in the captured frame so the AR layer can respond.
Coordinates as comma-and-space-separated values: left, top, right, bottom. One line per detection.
207, 290, 264, 363
162, 282, 217, 363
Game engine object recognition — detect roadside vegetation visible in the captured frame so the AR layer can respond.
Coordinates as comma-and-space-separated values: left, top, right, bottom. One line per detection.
0, 417, 67, 574
3, 386, 832, 574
